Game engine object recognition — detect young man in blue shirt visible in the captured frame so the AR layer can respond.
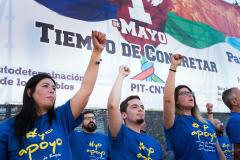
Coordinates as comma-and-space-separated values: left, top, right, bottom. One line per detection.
107, 65, 163, 160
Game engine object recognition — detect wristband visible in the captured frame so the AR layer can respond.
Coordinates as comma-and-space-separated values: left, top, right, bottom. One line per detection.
95, 58, 102, 64
169, 69, 176, 72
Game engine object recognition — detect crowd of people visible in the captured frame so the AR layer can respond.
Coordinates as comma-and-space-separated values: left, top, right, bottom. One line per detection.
0, 31, 239, 160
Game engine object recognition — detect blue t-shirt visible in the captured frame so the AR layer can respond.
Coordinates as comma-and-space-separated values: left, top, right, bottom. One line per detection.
69, 131, 110, 160
217, 135, 233, 160
166, 137, 173, 151
165, 115, 220, 160
226, 112, 240, 144
165, 138, 175, 160
0, 100, 82, 160
109, 124, 163, 160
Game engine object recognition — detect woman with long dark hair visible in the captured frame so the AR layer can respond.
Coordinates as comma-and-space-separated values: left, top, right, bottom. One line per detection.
0, 31, 106, 160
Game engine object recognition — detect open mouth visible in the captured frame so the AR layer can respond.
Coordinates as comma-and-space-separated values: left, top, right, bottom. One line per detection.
189, 98, 194, 102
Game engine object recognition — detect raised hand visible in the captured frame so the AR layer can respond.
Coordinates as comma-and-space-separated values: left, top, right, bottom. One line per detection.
119, 65, 130, 78
206, 103, 213, 112
171, 53, 182, 67
92, 31, 106, 53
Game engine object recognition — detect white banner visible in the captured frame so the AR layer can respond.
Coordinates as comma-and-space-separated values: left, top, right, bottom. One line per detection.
0, 0, 239, 112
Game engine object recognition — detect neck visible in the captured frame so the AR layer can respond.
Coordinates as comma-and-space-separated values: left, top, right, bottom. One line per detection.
37, 108, 48, 116
83, 128, 96, 134
216, 133, 223, 137
125, 122, 142, 133
182, 109, 192, 116
232, 106, 240, 113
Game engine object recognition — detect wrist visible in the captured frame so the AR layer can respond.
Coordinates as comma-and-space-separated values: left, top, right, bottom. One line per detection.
207, 112, 213, 114
93, 48, 103, 54
170, 64, 177, 69
170, 65, 177, 72
169, 68, 176, 72
95, 58, 102, 64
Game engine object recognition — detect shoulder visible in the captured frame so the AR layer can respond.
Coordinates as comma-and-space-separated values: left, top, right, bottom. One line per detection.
144, 134, 159, 142
118, 124, 128, 133
143, 133, 158, 141
96, 132, 107, 137
70, 130, 82, 135
0, 118, 15, 129
227, 113, 240, 125
171, 115, 193, 126
94, 132, 109, 141
55, 100, 71, 113
69, 131, 84, 141
230, 112, 240, 120
0, 118, 15, 137
141, 134, 162, 150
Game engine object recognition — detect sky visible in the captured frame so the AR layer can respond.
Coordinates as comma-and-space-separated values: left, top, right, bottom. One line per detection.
224, 0, 238, 5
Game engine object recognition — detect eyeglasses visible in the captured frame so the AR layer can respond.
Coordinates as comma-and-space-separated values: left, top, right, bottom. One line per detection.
178, 91, 194, 97
84, 116, 96, 121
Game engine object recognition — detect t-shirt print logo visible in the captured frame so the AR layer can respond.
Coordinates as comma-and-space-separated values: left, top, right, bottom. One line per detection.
137, 142, 154, 159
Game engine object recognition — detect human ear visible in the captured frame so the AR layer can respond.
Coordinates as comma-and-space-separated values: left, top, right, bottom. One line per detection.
231, 98, 238, 106
27, 89, 32, 97
122, 112, 127, 119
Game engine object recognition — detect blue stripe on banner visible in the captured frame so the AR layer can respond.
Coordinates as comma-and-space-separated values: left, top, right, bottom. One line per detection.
226, 37, 240, 51
35, 0, 118, 21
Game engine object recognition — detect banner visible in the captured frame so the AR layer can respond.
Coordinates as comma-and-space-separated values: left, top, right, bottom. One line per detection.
0, 0, 239, 112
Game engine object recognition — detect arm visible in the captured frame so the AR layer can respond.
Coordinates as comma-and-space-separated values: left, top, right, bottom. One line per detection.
70, 31, 106, 119
163, 54, 182, 129
234, 144, 240, 160
206, 103, 214, 122
216, 141, 226, 160
107, 65, 130, 137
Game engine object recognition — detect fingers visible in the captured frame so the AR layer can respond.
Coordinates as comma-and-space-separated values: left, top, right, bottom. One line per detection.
119, 65, 129, 71
170, 53, 182, 67
92, 30, 106, 44
173, 53, 182, 60
119, 65, 130, 76
206, 103, 213, 108
206, 103, 213, 112
123, 66, 130, 72
99, 33, 106, 42
92, 30, 106, 53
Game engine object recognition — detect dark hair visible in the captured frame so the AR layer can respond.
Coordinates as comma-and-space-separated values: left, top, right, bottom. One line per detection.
174, 85, 205, 123
82, 110, 96, 118
14, 73, 56, 145
222, 87, 238, 110
120, 95, 140, 113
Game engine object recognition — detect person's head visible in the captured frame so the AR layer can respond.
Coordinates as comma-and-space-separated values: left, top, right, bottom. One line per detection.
120, 95, 145, 126
82, 110, 97, 133
222, 87, 240, 111
15, 73, 56, 144
23, 73, 56, 115
212, 118, 224, 136
174, 85, 205, 122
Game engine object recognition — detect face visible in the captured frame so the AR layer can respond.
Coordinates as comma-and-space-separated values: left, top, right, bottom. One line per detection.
176, 87, 195, 110
123, 99, 145, 125
31, 78, 56, 114
213, 119, 224, 134
82, 113, 97, 132
233, 88, 240, 107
